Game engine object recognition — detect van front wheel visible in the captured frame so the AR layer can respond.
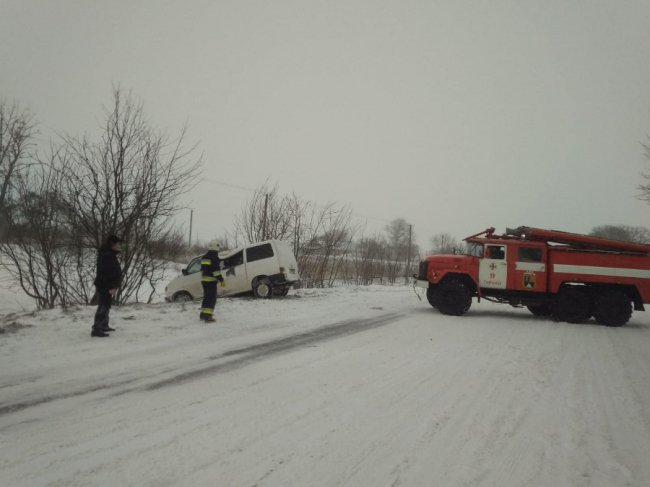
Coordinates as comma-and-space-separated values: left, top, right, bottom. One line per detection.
172, 291, 193, 302
253, 278, 273, 299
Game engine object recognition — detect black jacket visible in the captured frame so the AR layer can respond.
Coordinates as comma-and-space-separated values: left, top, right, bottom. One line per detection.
94, 243, 122, 290
201, 250, 224, 283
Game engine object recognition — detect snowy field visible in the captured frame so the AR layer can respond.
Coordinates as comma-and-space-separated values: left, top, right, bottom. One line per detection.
2, 278, 650, 486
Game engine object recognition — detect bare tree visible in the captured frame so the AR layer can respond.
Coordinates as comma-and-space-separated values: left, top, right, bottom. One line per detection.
429, 233, 462, 254
640, 138, 650, 204
0, 159, 71, 309
234, 182, 296, 243
56, 87, 201, 304
384, 218, 417, 283
352, 234, 389, 285
234, 184, 356, 286
590, 225, 650, 244
235, 183, 415, 287
0, 100, 36, 237
297, 203, 358, 287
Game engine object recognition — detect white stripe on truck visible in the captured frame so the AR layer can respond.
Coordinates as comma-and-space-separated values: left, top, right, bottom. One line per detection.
553, 264, 650, 279
515, 262, 546, 272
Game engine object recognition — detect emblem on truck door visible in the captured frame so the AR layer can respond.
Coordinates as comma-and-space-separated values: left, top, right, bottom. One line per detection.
523, 272, 536, 289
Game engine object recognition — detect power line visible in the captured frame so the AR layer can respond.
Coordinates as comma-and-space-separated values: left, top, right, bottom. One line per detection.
201, 177, 257, 193
200, 177, 396, 226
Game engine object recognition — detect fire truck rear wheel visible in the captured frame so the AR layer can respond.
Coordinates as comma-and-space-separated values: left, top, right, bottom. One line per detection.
552, 288, 592, 323
527, 304, 551, 316
436, 279, 472, 316
593, 290, 632, 327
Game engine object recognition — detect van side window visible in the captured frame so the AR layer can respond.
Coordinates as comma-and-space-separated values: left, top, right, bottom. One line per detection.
518, 247, 542, 262
223, 251, 244, 269
246, 243, 274, 263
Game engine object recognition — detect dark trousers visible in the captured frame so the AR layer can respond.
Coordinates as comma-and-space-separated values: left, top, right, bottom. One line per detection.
93, 288, 113, 331
200, 282, 217, 319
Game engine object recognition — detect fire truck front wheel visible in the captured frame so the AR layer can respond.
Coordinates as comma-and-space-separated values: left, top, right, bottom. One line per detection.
436, 279, 472, 316
426, 287, 440, 309
594, 290, 632, 327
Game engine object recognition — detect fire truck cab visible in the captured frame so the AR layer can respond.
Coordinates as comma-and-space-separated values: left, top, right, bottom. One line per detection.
415, 226, 650, 326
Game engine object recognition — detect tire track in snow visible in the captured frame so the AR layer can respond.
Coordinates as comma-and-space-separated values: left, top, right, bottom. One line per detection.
0, 312, 403, 416
143, 312, 403, 390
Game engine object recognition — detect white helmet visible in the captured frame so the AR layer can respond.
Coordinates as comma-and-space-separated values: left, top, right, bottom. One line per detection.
207, 240, 220, 251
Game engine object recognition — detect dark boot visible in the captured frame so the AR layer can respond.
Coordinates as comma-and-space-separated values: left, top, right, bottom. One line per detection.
103, 326, 116, 331
91, 329, 110, 337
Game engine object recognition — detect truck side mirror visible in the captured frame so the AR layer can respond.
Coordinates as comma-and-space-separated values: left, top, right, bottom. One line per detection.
182, 268, 188, 276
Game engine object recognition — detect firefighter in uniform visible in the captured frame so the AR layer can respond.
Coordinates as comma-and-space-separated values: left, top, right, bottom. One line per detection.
200, 241, 225, 322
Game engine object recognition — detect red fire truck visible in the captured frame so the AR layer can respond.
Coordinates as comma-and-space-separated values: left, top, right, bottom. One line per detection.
414, 226, 650, 326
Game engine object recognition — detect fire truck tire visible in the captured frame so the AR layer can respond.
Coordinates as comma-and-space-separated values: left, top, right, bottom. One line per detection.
426, 287, 440, 309
593, 290, 632, 327
436, 279, 472, 316
552, 288, 592, 323
527, 304, 551, 316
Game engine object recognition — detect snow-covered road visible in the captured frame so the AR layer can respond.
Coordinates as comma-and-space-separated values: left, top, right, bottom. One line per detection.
2, 286, 650, 486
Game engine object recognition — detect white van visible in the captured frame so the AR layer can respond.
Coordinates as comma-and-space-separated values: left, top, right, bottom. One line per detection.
165, 239, 300, 302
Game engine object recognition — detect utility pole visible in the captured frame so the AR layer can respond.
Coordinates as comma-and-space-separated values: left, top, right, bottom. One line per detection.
406, 224, 413, 282
188, 209, 193, 248
262, 193, 269, 240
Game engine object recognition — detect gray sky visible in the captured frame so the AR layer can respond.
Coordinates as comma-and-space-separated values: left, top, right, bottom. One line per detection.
2, 0, 650, 249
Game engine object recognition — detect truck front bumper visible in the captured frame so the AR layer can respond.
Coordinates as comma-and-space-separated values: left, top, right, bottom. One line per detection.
414, 279, 429, 289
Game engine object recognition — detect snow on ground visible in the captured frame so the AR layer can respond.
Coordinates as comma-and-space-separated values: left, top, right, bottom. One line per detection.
2, 281, 650, 487
0, 266, 34, 315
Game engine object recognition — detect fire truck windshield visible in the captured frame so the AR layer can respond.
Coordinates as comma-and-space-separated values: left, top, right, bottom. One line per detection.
465, 243, 484, 258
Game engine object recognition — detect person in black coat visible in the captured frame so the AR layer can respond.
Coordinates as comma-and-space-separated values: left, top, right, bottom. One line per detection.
200, 241, 225, 322
92, 235, 123, 337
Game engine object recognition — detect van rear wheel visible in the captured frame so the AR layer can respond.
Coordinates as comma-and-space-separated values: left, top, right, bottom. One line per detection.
253, 278, 273, 299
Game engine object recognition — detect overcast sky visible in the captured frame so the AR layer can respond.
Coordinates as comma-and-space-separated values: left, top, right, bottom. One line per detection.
2, 0, 650, 249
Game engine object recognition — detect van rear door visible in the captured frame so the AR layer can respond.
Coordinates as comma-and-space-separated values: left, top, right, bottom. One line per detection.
273, 241, 300, 282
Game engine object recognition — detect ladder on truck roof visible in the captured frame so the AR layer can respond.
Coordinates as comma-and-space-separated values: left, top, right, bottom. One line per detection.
504, 226, 650, 254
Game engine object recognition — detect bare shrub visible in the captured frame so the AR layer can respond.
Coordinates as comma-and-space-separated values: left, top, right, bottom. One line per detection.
590, 225, 650, 244
56, 87, 201, 304
1, 88, 201, 308
0, 161, 71, 309
0, 99, 36, 239
429, 233, 462, 254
